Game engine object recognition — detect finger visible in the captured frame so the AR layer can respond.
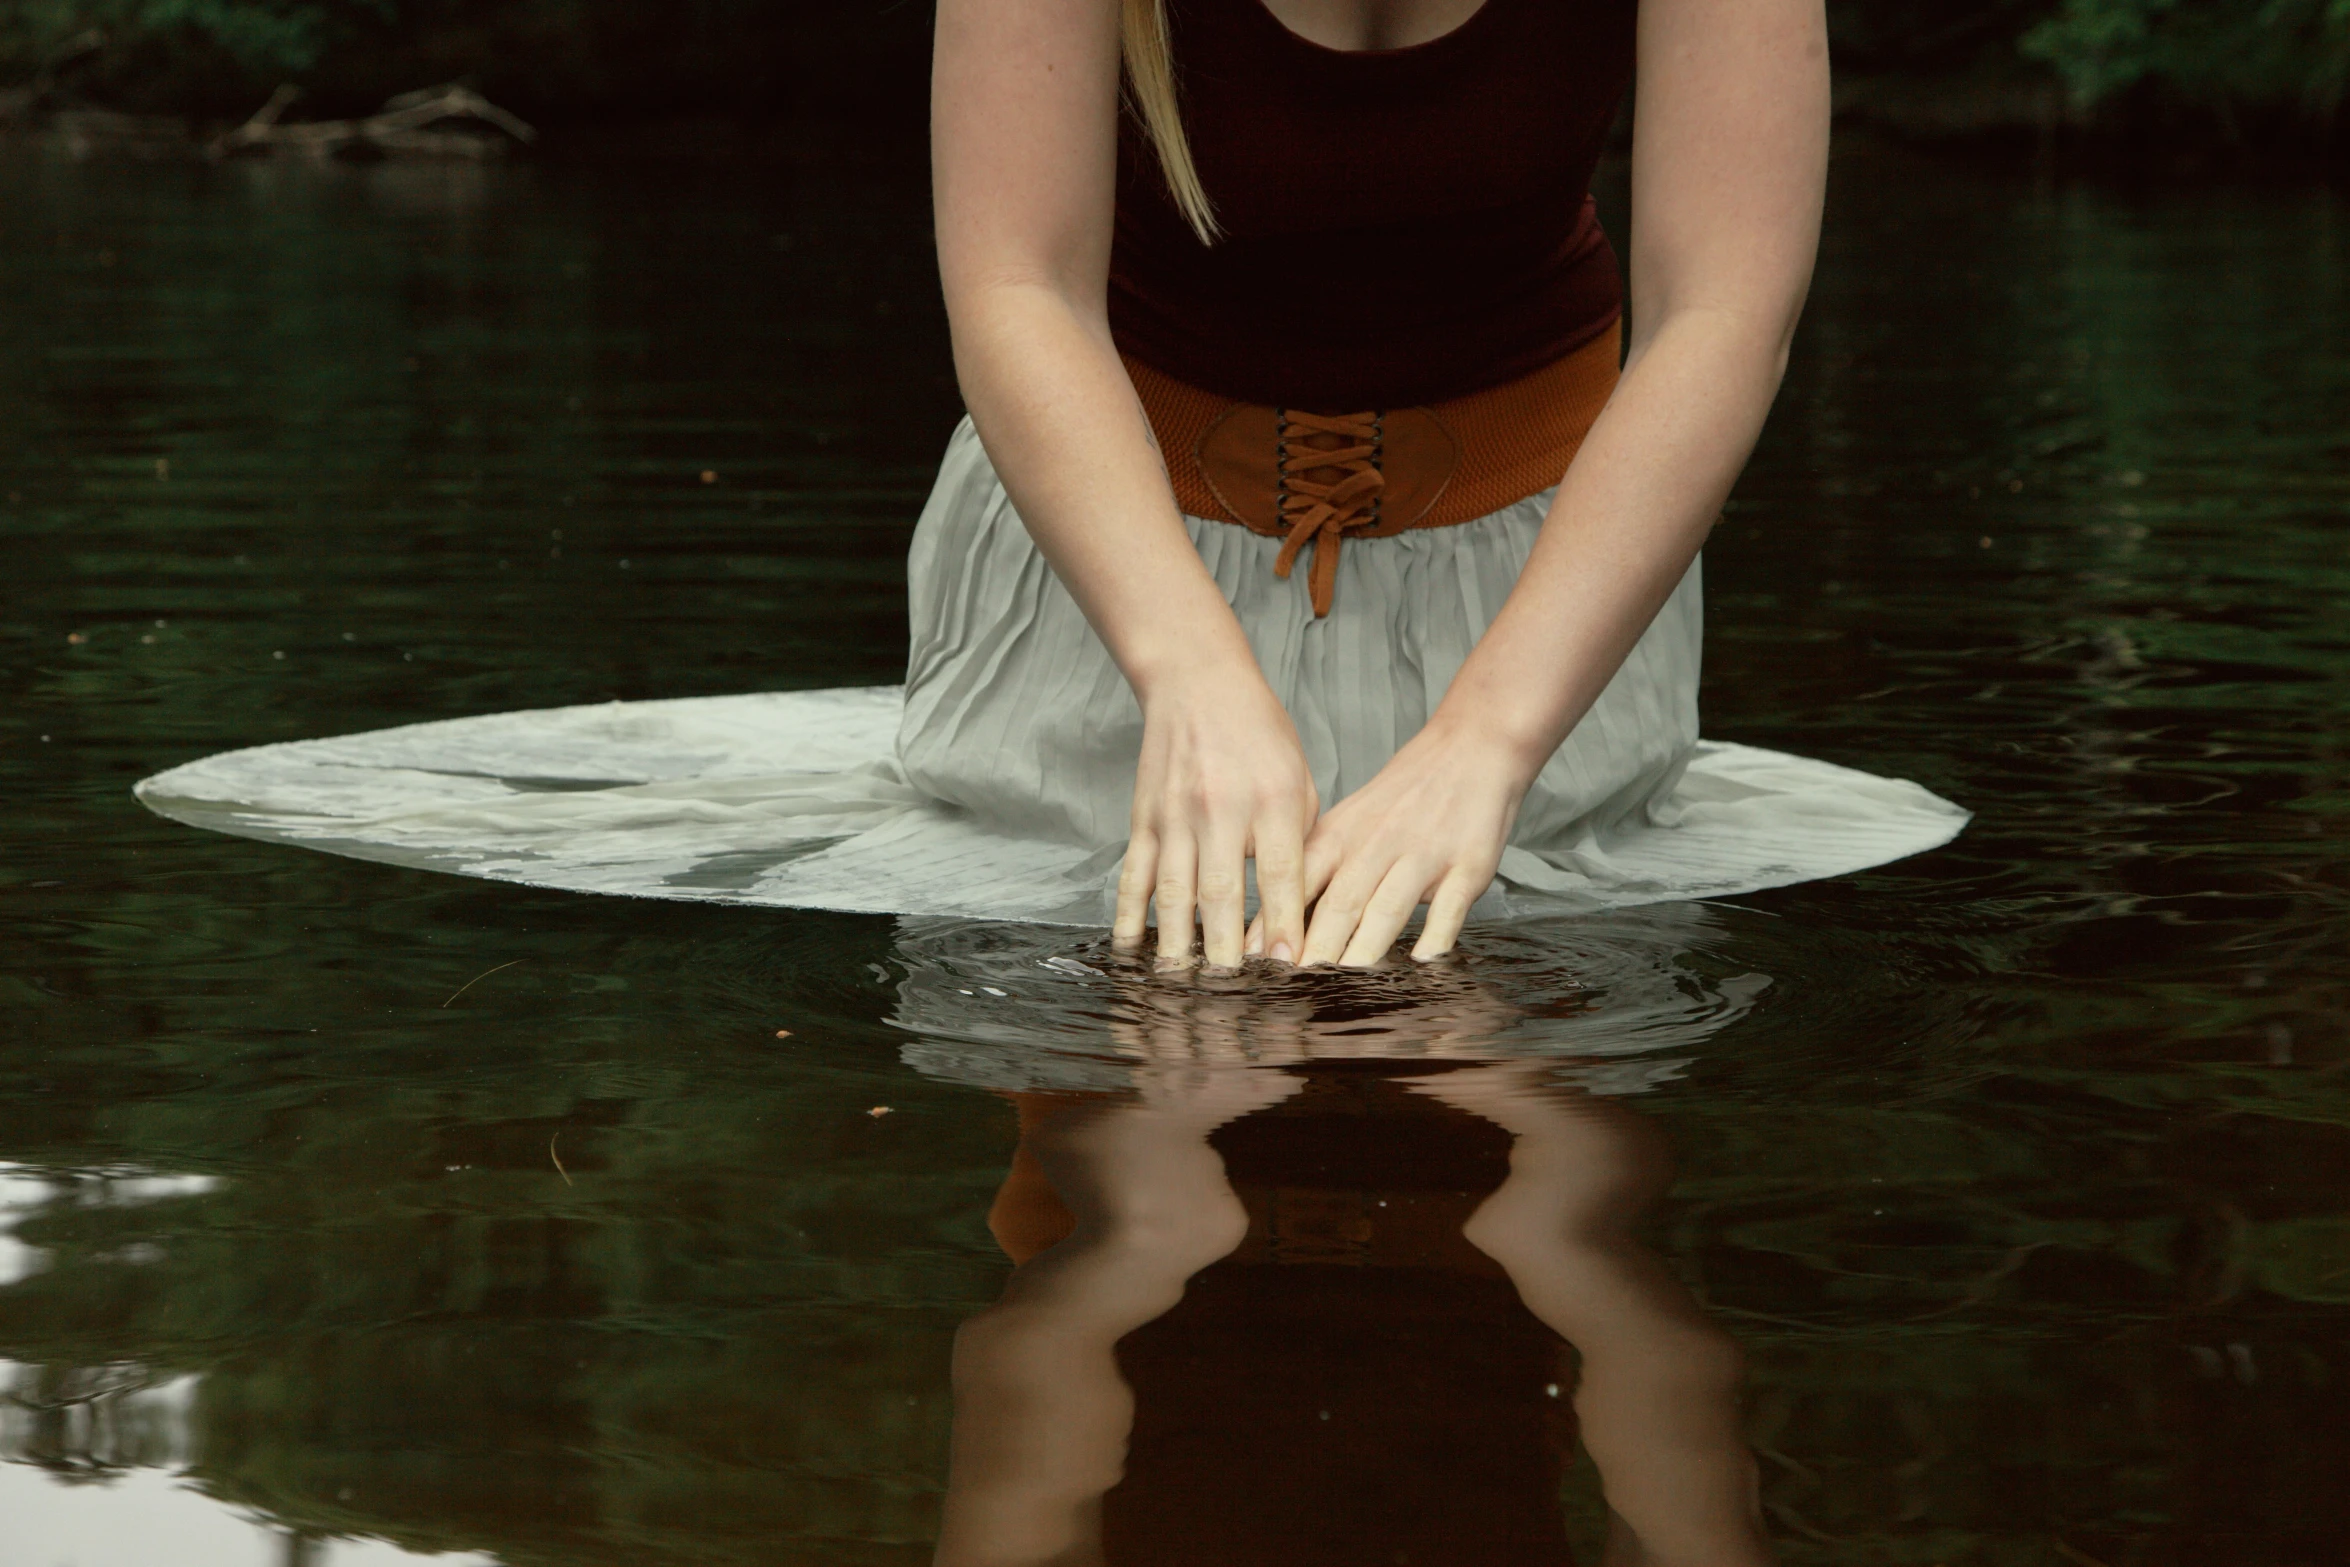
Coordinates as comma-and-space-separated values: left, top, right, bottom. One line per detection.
1300, 823, 1345, 912
1113, 831, 1159, 952
1139, 991, 1195, 1062
1340, 859, 1432, 968
1253, 999, 1312, 1065
1251, 812, 1309, 965
1244, 913, 1266, 958
1411, 866, 1484, 962
1154, 829, 1198, 968
1196, 823, 1249, 970
1192, 991, 1253, 1059
1299, 849, 1389, 967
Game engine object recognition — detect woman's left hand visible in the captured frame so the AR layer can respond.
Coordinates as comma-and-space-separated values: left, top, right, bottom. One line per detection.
1279, 714, 1537, 966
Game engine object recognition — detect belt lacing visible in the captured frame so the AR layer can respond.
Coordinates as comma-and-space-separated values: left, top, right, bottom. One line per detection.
1273, 409, 1383, 617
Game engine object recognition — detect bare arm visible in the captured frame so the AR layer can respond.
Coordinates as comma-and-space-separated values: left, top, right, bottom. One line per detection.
937, 1114, 1241, 1567
933, 0, 1317, 969
1410, 1066, 1772, 1567
937, 1076, 1297, 1566
1298, 0, 1831, 964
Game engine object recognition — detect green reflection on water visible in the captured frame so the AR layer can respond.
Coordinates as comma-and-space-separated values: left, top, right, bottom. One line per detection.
3, 139, 2348, 1564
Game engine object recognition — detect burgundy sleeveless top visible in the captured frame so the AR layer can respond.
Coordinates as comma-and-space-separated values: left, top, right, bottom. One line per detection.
1109, 0, 1638, 411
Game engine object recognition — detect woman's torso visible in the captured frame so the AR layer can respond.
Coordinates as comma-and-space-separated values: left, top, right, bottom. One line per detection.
1110, 0, 1640, 410
1101, 1072, 1579, 1566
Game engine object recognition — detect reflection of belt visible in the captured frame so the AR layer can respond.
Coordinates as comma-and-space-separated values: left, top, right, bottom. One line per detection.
1125, 321, 1622, 616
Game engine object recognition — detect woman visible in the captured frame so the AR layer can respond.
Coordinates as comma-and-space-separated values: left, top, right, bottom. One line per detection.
911, 0, 1938, 970
135, 0, 1963, 947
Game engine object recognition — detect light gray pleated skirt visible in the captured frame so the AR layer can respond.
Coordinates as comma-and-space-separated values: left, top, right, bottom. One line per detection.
135, 419, 1967, 926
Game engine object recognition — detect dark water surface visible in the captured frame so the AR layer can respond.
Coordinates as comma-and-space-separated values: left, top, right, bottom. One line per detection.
4, 140, 2347, 1566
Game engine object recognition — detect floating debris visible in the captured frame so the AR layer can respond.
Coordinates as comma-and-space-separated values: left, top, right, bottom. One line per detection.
441, 957, 523, 1008
867, 1106, 893, 1119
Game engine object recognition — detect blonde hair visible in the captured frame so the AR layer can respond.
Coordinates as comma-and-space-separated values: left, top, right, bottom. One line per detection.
1121, 0, 1221, 242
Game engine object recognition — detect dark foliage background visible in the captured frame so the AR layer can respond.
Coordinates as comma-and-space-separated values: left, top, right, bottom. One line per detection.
0, 0, 934, 133
2, 0, 2348, 158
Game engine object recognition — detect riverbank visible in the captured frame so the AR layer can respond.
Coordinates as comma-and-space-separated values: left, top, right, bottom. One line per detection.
1837, 65, 2350, 179
11, 43, 2349, 187
9, 88, 2342, 188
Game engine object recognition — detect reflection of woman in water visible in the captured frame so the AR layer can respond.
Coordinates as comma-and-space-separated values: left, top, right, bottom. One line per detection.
939, 1048, 1769, 1565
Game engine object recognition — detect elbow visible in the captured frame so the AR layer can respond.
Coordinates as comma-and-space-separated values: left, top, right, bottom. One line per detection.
1751, 261, 1815, 378
941, 252, 1105, 334
1767, 316, 1798, 387
1769, 281, 1810, 376
942, 270, 1112, 387
1624, 287, 1807, 389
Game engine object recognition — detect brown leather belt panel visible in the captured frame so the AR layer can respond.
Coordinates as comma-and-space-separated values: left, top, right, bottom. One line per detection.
1125, 321, 1622, 615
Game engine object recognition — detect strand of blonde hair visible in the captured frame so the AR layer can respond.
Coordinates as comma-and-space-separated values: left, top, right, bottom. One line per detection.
1120, 0, 1221, 242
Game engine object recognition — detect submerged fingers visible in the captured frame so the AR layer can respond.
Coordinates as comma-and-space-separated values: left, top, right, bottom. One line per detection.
1299, 848, 1388, 966
1339, 859, 1432, 968
1133, 808, 1453, 971
1113, 831, 1159, 952
1251, 813, 1308, 965
1411, 869, 1481, 961
1196, 824, 1250, 969
1153, 829, 1200, 967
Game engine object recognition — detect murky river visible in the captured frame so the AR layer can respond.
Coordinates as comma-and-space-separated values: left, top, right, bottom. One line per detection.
4, 137, 2346, 1565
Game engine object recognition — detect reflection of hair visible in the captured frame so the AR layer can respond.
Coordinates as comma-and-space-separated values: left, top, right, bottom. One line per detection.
1122, 0, 1221, 243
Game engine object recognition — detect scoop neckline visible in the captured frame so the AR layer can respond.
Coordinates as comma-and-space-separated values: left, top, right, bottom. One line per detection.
1240, 0, 1508, 61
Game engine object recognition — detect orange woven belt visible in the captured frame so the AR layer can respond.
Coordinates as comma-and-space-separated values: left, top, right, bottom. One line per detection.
1125, 322, 1621, 616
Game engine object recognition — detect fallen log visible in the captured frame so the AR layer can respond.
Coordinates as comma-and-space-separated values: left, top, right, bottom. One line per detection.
0, 28, 104, 128
209, 83, 537, 162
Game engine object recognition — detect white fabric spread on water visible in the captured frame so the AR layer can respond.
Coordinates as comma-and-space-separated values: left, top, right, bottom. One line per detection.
135, 420, 1968, 925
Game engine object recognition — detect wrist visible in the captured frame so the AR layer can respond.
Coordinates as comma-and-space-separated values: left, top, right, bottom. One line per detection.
1121, 619, 1263, 709
1421, 692, 1557, 788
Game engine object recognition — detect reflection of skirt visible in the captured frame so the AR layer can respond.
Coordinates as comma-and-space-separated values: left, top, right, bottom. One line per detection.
135, 420, 1967, 926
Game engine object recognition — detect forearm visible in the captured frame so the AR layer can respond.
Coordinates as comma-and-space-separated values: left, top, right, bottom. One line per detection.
1437, 0, 1827, 779
1432, 306, 1790, 773
949, 283, 1260, 698
936, 1243, 1182, 1567
937, 1112, 1248, 1565
1470, 1134, 1768, 1567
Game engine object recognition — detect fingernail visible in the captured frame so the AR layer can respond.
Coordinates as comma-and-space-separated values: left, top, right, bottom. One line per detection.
1270, 941, 1294, 964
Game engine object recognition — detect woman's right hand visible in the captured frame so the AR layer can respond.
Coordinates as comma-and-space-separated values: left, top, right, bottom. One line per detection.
1114, 668, 1318, 970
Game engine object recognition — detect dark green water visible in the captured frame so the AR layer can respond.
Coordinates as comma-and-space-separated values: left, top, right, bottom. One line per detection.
3, 140, 2346, 1566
